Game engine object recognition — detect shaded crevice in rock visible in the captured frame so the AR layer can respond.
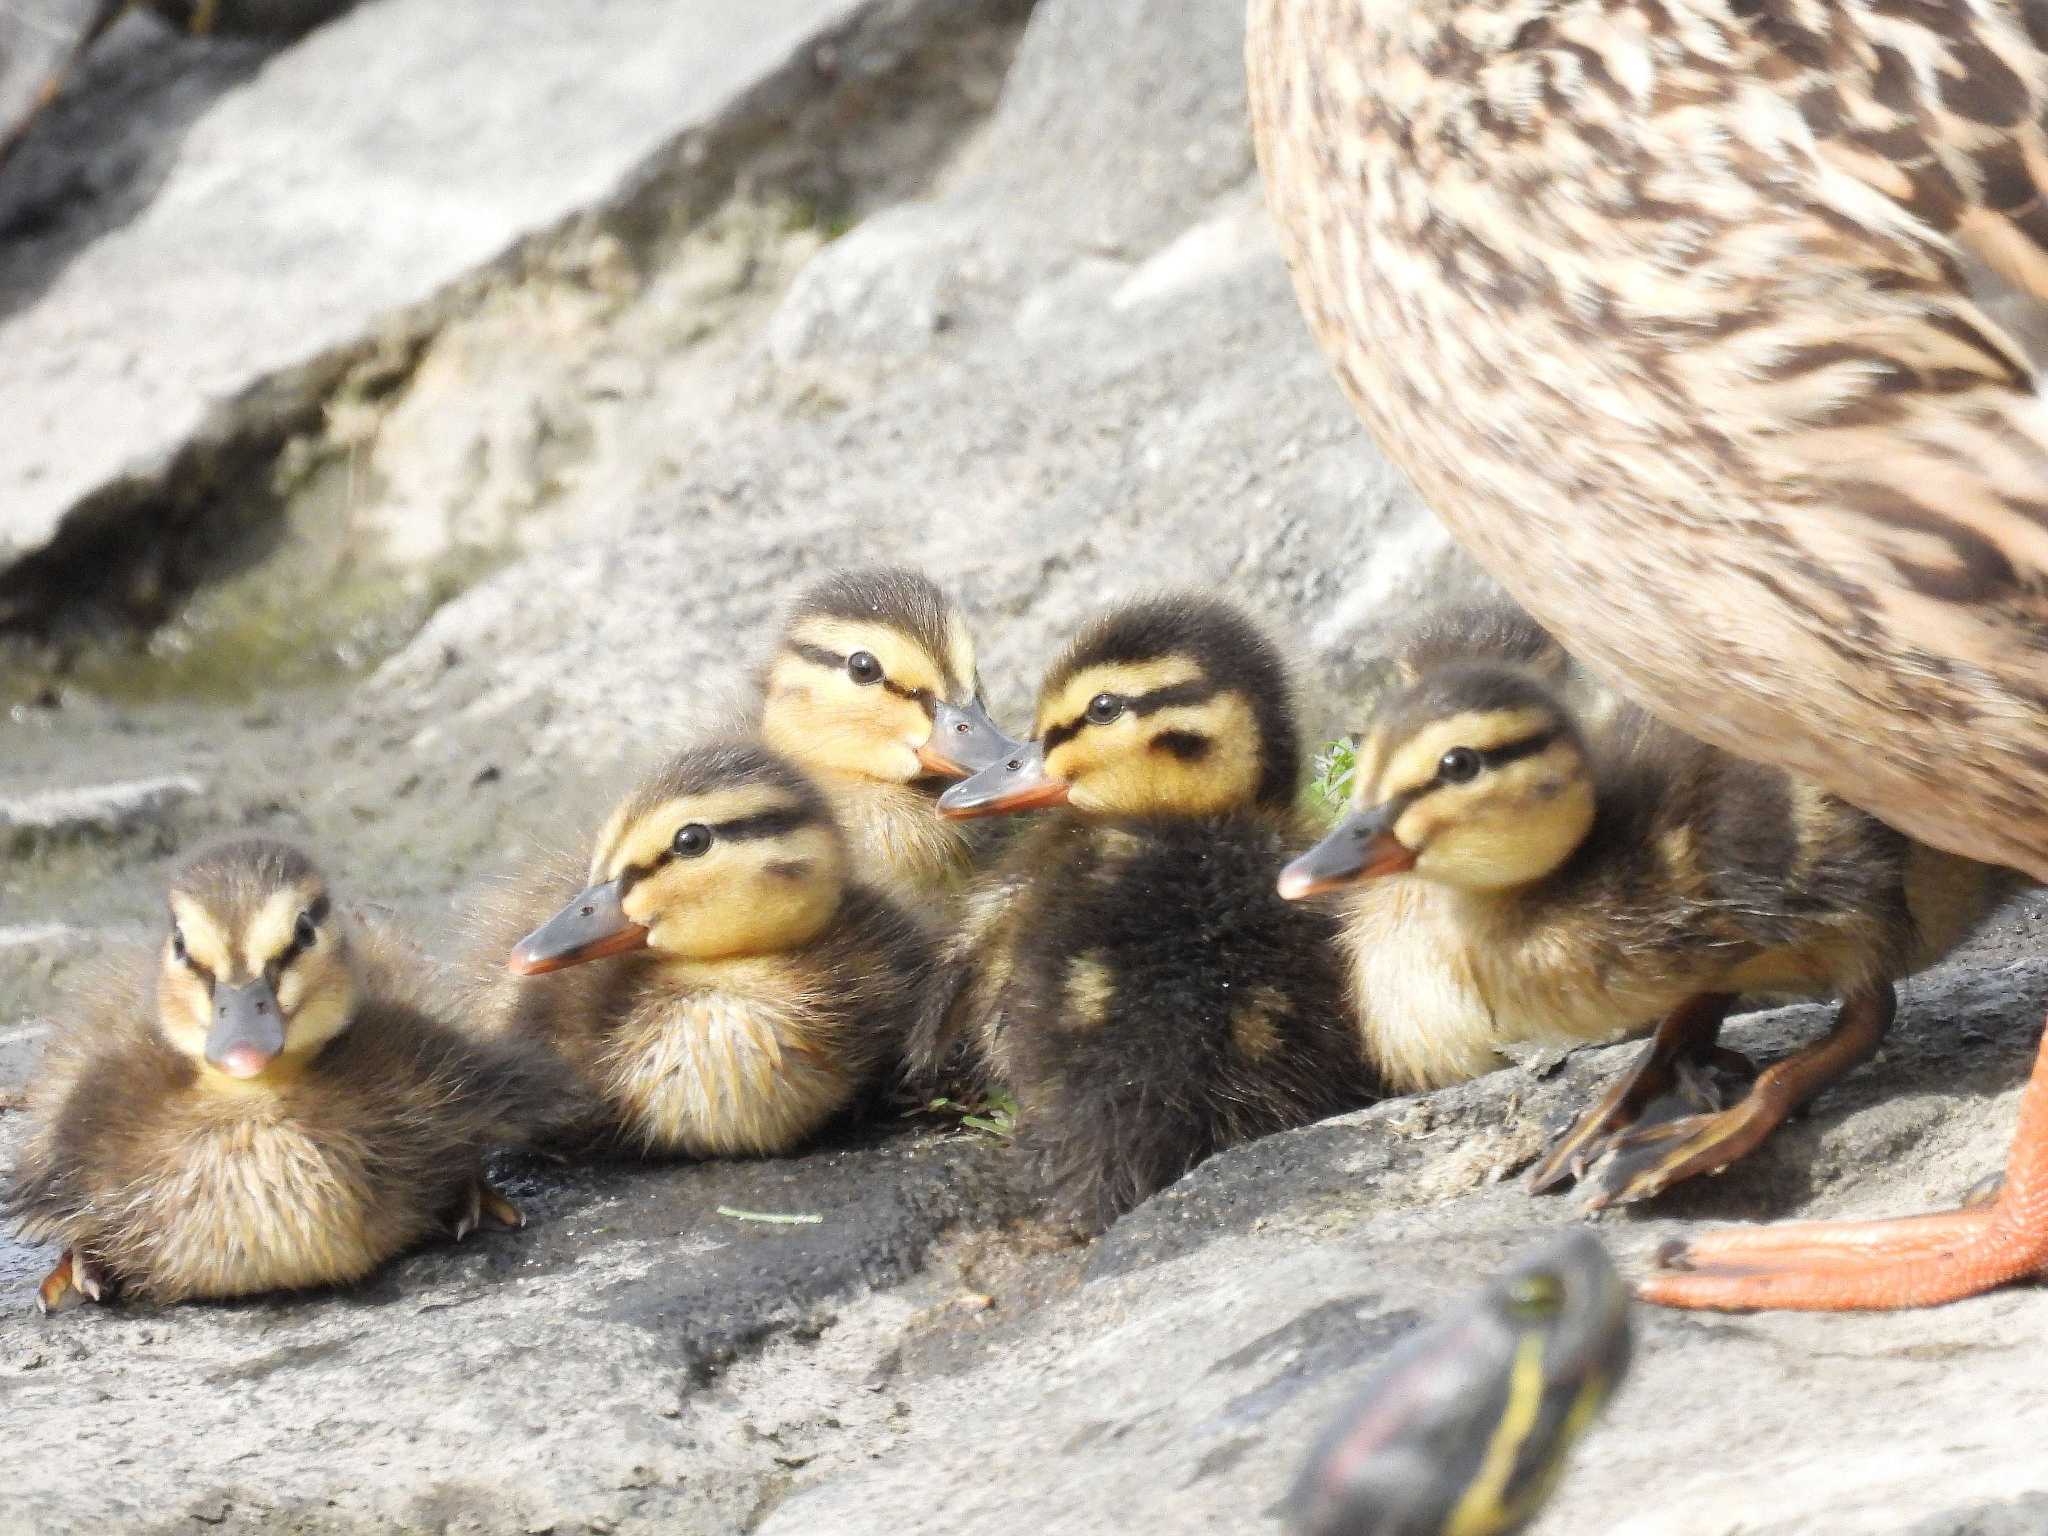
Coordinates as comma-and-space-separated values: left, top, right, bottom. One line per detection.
0, 0, 1039, 659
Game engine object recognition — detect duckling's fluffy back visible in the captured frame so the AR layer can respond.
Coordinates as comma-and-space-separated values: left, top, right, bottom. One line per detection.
931, 807, 1378, 1232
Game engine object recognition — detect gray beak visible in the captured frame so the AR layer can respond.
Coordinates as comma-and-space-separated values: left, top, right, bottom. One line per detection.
936, 740, 1073, 820
919, 698, 1026, 779
509, 876, 650, 975
1276, 806, 1418, 899
205, 979, 287, 1079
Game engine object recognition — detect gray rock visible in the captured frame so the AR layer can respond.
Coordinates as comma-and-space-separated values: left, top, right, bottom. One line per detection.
0, 0, 946, 624
0, 772, 201, 848
3, 0, 2046, 1530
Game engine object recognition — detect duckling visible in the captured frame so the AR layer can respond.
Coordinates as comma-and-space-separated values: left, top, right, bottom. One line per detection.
924, 596, 1380, 1231
1279, 648, 2014, 1208
482, 740, 932, 1157
753, 567, 1015, 906
4, 840, 566, 1314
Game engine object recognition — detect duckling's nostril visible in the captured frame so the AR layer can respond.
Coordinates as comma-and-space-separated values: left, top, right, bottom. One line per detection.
1006, 758, 1024, 772
579, 904, 595, 918
955, 722, 970, 734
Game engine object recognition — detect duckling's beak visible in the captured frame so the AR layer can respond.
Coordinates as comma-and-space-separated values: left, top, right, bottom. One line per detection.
936, 741, 1071, 820
918, 698, 1023, 779
1276, 805, 1416, 899
206, 979, 287, 1079
509, 877, 650, 975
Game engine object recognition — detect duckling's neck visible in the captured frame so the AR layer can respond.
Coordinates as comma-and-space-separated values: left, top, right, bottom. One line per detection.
1337, 876, 1638, 1092
811, 769, 973, 903
186, 1046, 329, 1100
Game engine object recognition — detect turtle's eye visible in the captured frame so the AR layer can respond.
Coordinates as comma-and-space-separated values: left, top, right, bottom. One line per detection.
1437, 746, 1483, 784
1506, 1271, 1564, 1321
848, 651, 884, 686
672, 824, 713, 858
1086, 693, 1125, 726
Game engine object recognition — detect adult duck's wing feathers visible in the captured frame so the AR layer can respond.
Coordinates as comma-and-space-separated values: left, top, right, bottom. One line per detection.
1248, 0, 2048, 878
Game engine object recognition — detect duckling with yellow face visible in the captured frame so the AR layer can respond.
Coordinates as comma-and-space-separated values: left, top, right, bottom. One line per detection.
926, 596, 1380, 1231
754, 567, 1014, 906
5, 840, 568, 1313
1280, 648, 2014, 1208
488, 740, 932, 1157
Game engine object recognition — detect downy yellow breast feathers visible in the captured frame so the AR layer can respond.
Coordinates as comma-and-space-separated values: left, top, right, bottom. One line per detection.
490, 740, 933, 1159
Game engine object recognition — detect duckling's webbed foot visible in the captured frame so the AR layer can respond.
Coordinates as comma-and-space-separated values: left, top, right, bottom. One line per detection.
1527, 993, 1738, 1194
1580, 982, 1895, 1211
36, 1250, 109, 1315
451, 1178, 526, 1241
1643, 1014, 2048, 1311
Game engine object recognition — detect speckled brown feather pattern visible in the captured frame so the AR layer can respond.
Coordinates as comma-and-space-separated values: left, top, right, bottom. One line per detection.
6, 922, 574, 1303
1249, 0, 2048, 880
927, 808, 1379, 1231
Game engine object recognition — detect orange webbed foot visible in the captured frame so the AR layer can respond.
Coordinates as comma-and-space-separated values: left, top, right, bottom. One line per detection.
36, 1250, 108, 1316
1641, 1014, 2048, 1312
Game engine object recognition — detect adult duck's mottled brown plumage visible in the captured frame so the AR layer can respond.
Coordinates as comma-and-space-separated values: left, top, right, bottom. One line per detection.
1248, 0, 2048, 1308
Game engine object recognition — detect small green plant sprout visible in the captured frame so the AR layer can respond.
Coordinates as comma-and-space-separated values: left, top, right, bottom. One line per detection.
925, 1091, 1019, 1143
1305, 734, 1360, 826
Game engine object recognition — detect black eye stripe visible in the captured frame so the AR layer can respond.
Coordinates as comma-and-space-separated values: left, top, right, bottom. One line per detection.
790, 641, 846, 672
1044, 677, 1222, 750
1402, 729, 1565, 800
710, 807, 819, 842
788, 641, 933, 710
1462, 729, 1561, 775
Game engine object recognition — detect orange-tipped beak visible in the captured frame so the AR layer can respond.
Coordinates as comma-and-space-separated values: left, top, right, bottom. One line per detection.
936, 741, 1072, 821
918, 698, 1026, 779
509, 877, 651, 975
1277, 808, 1417, 899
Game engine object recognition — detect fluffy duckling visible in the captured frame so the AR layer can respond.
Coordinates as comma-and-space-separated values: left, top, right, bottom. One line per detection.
925, 596, 1380, 1231
5, 840, 565, 1314
754, 567, 1015, 905
484, 740, 932, 1157
1280, 649, 2013, 1208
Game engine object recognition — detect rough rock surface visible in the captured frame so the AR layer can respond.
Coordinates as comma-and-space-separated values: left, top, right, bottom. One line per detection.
4, 0, 2048, 1532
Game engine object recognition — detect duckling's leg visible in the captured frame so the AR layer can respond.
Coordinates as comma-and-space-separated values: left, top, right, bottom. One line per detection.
1527, 993, 1738, 1193
36, 1250, 108, 1315
1580, 983, 1895, 1210
451, 1177, 525, 1241
1641, 1018, 2048, 1311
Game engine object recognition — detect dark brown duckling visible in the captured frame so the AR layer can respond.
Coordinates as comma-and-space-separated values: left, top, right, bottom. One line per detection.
923, 595, 1381, 1231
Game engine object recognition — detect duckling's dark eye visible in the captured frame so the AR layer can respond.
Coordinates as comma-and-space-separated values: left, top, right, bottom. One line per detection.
1506, 1272, 1564, 1321
1437, 746, 1484, 783
847, 651, 883, 686
672, 823, 713, 858
294, 911, 318, 950
170, 928, 188, 964
1086, 693, 1124, 725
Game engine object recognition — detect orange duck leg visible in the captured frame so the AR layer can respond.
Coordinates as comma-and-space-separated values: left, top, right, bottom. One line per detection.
1642, 1023, 2048, 1311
